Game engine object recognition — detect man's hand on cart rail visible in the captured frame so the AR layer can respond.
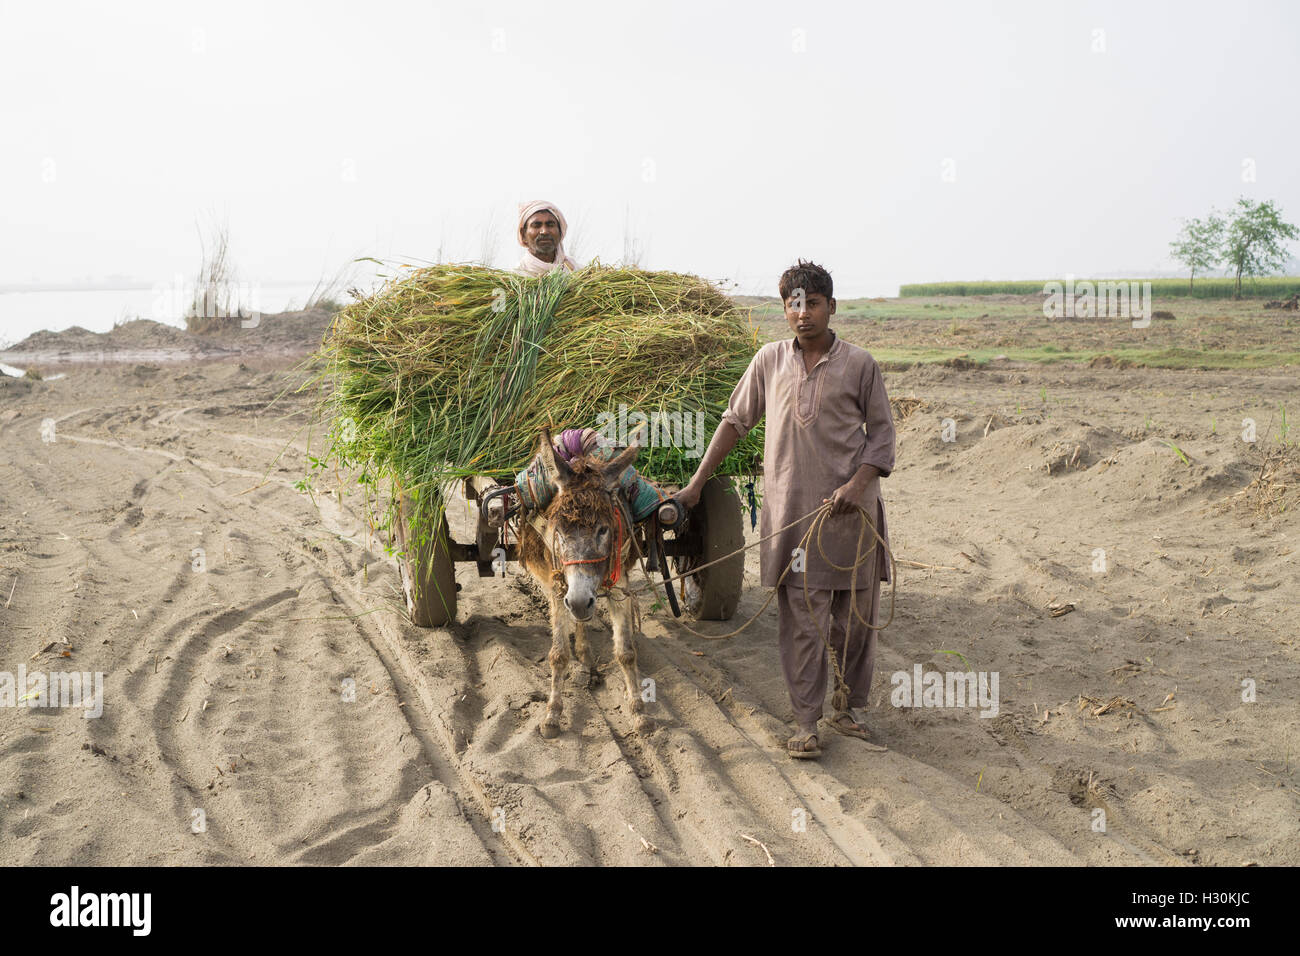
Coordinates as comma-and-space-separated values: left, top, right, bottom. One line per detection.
673, 480, 703, 511
675, 421, 744, 514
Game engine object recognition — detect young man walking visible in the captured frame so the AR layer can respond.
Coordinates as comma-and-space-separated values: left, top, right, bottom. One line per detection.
675, 260, 895, 759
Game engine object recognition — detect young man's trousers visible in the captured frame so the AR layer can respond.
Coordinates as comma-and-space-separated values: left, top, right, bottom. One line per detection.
776, 578, 881, 729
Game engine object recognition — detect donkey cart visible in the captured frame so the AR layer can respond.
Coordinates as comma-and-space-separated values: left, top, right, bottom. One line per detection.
393, 471, 746, 629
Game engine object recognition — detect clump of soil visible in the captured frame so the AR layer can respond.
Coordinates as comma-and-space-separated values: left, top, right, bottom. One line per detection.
1222, 443, 1298, 517
1088, 355, 1135, 369
889, 396, 929, 422
0, 374, 35, 396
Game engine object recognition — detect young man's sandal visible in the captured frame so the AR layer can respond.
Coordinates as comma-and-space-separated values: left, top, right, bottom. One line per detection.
826, 709, 888, 751
787, 729, 822, 759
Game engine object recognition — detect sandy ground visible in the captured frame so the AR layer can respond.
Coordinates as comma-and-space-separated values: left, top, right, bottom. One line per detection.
1, 321, 1298, 866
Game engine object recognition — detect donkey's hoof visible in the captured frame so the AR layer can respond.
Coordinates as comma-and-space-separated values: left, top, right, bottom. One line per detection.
634, 715, 657, 736
538, 718, 563, 739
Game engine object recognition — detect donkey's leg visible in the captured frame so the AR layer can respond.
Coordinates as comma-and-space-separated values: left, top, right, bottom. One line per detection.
572, 619, 596, 688
540, 591, 570, 739
609, 591, 655, 735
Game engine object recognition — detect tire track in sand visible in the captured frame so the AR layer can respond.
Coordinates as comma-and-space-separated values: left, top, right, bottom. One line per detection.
2, 398, 504, 865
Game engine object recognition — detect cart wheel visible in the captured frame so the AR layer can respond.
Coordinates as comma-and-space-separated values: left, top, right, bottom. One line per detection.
395, 493, 457, 628
680, 476, 744, 620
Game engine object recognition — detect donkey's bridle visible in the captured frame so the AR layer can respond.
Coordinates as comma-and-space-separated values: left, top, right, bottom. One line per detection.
531, 488, 635, 591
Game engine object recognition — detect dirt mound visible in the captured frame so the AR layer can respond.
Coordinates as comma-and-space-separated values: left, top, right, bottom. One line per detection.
8, 320, 190, 354
104, 319, 192, 349
937, 420, 1128, 479
930, 421, 1257, 512
900, 363, 975, 385
1075, 437, 1257, 513
3, 309, 334, 362
1087, 354, 1135, 369
7, 325, 107, 353
192, 308, 333, 350
908, 413, 1277, 517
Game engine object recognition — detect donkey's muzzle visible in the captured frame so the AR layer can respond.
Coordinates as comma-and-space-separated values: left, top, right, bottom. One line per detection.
565, 594, 596, 620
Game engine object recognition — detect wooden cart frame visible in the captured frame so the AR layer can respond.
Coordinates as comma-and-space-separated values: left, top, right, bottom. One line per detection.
394, 475, 746, 628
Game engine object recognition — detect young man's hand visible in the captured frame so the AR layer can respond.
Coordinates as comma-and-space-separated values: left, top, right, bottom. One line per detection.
674, 479, 703, 511
675, 421, 744, 514
824, 474, 880, 516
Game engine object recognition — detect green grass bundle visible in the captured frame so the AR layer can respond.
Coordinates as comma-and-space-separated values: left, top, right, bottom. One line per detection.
316, 262, 764, 532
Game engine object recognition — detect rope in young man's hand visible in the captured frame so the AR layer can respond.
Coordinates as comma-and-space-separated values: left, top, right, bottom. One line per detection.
611, 499, 897, 642
611, 499, 897, 715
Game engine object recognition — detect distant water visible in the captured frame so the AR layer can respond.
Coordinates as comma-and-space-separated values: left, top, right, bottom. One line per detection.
0, 362, 64, 380
0, 282, 327, 348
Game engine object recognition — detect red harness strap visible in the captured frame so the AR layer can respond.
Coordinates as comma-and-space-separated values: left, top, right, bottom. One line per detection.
606, 505, 624, 588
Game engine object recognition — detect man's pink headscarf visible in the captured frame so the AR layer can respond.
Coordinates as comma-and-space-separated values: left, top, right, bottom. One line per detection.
516, 200, 577, 276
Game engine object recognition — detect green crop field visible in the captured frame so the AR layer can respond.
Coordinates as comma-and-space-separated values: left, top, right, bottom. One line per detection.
740, 290, 1300, 371
899, 277, 1300, 299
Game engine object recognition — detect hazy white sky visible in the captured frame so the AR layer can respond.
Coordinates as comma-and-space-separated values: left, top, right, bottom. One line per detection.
2, 0, 1297, 296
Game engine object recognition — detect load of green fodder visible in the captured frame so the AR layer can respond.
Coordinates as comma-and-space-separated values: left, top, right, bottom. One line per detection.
315, 262, 764, 538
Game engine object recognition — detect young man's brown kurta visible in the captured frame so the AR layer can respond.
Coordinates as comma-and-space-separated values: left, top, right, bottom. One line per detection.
721, 331, 895, 727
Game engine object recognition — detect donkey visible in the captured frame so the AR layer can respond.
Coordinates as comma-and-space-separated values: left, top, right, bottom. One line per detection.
517, 428, 656, 739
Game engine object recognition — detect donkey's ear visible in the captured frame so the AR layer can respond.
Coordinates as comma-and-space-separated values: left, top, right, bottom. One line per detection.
600, 440, 641, 492
538, 427, 573, 488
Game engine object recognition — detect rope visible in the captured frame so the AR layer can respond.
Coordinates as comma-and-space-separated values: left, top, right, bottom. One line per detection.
524, 488, 896, 716
611, 499, 897, 716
